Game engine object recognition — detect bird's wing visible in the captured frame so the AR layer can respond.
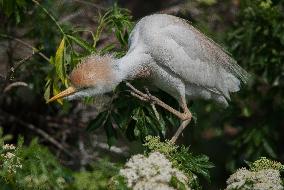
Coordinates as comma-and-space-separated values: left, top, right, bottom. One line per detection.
144, 17, 249, 98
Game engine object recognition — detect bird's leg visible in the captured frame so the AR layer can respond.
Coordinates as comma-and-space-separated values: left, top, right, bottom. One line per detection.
126, 82, 187, 120
170, 97, 192, 143
144, 87, 160, 120
126, 82, 192, 143
180, 96, 192, 120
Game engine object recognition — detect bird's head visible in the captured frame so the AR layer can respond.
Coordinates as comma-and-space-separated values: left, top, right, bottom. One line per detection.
47, 54, 119, 103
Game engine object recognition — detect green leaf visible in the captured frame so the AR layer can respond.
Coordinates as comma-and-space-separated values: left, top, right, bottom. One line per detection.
1, 0, 14, 17
52, 78, 63, 105
44, 79, 51, 102
262, 138, 277, 158
55, 37, 66, 83
16, 0, 26, 7
100, 44, 115, 55
67, 35, 95, 53
87, 112, 108, 132
105, 120, 117, 147
242, 106, 252, 117
170, 176, 187, 190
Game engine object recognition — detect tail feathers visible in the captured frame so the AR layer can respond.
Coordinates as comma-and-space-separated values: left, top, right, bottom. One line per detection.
185, 66, 248, 107
217, 72, 241, 100
185, 84, 229, 107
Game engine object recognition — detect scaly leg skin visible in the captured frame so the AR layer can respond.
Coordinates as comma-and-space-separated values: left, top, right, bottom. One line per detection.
170, 96, 192, 143
126, 82, 187, 120
126, 82, 192, 143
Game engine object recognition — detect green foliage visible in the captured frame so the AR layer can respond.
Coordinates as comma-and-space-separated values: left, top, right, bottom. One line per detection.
144, 136, 177, 156
87, 84, 181, 146
98, 3, 133, 48
72, 159, 120, 190
228, 0, 284, 82
0, 0, 30, 23
224, 0, 284, 169
0, 128, 125, 190
0, 128, 72, 190
197, 0, 217, 6
170, 176, 188, 190
108, 175, 129, 190
144, 136, 214, 185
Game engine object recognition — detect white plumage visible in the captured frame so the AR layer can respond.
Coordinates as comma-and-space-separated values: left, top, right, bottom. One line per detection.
118, 14, 249, 106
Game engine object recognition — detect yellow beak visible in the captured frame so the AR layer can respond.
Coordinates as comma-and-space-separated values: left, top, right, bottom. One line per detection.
47, 86, 77, 103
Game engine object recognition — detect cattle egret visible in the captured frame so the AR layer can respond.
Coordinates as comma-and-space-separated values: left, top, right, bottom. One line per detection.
48, 14, 249, 142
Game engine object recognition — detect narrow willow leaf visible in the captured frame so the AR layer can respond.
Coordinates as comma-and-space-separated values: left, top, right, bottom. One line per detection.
55, 37, 65, 83
67, 35, 95, 53
49, 56, 55, 65
263, 138, 277, 158
105, 120, 117, 147
44, 79, 51, 101
87, 111, 108, 132
52, 78, 63, 105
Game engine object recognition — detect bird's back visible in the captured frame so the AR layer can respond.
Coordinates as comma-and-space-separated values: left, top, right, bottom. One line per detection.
128, 14, 249, 106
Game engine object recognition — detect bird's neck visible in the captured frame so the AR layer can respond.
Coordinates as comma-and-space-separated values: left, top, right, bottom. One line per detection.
112, 51, 153, 82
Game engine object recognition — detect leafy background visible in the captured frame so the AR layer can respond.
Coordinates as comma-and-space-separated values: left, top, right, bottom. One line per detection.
0, 0, 284, 189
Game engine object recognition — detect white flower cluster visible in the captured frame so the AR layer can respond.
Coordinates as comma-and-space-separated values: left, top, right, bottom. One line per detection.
0, 143, 22, 174
3, 144, 16, 150
225, 168, 283, 190
119, 152, 190, 190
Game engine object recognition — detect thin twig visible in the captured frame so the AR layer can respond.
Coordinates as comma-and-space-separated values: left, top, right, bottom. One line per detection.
32, 0, 73, 49
32, 0, 65, 36
0, 34, 49, 62
59, 10, 83, 24
6, 53, 35, 80
0, 110, 74, 158
3, 82, 29, 93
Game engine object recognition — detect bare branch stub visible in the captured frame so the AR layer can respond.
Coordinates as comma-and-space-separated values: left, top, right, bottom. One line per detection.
3, 81, 29, 93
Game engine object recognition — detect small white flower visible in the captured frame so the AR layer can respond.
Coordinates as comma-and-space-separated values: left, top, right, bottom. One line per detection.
226, 168, 283, 190
1, 146, 22, 174
3, 144, 16, 150
134, 181, 176, 190
5, 152, 15, 159
120, 152, 190, 190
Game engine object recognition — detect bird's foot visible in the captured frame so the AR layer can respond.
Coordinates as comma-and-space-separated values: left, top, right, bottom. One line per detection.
126, 82, 186, 120
180, 106, 192, 121
180, 109, 192, 121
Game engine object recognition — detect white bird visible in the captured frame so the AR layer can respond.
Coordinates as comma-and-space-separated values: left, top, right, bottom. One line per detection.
48, 14, 249, 141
